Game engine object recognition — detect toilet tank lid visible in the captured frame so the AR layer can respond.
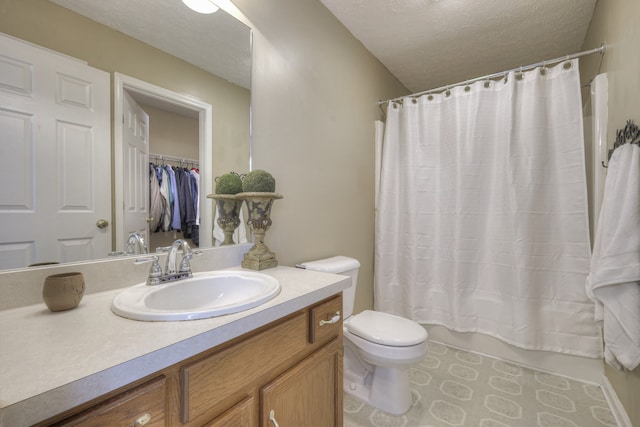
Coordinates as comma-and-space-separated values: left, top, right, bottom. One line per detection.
297, 256, 360, 273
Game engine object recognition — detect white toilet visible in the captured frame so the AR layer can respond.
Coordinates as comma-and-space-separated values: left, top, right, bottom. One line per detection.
299, 256, 428, 415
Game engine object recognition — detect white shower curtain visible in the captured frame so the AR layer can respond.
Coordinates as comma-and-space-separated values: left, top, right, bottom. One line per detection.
375, 59, 602, 358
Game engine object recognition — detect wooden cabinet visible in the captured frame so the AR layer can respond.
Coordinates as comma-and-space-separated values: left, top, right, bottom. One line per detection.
43, 294, 343, 427
179, 312, 308, 425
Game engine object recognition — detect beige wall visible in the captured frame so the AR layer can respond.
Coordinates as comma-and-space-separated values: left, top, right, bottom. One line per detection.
0, 0, 251, 179
581, 0, 640, 423
233, 0, 408, 313
145, 105, 199, 162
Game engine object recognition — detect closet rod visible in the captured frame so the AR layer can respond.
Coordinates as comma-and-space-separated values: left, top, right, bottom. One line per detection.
149, 153, 198, 165
378, 43, 606, 106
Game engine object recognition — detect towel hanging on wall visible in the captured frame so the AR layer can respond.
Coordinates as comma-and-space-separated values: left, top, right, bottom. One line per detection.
587, 125, 640, 370
602, 120, 640, 167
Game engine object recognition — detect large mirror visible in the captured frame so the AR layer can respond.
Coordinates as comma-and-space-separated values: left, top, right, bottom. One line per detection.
0, 0, 251, 271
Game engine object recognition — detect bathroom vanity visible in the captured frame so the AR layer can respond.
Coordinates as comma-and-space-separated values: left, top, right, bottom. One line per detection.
0, 265, 349, 426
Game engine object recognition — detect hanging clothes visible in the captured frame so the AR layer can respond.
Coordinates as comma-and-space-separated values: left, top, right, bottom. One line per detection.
148, 159, 198, 246
166, 166, 182, 231
159, 167, 171, 232
189, 169, 200, 246
177, 168, 196, 239
149, 164, 163, 232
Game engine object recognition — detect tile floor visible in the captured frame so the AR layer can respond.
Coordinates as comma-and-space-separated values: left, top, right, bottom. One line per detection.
344, 341, 617, 427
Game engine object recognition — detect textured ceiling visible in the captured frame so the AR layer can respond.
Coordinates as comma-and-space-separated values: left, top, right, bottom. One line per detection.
319, 0, 598, 94
49, 0, 251, 89
49, 0, 598, 96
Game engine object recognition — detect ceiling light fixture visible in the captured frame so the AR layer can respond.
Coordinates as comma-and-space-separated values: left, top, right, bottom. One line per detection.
182, 0, 219, 14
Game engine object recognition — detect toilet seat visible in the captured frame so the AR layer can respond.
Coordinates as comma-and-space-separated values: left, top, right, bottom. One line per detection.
343, 327, 427, 367
346, 310, 427, 347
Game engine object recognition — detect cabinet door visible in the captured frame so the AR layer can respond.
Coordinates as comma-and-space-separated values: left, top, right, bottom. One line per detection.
261, 339, 342, 427
203, 396, 255, 427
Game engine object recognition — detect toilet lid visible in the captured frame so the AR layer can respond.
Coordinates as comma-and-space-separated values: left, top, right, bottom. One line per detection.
346, 310, 428, 346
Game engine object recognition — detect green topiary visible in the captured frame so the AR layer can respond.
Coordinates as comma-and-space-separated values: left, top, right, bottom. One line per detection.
242, 169, 276, 192
215, 172, 243, 194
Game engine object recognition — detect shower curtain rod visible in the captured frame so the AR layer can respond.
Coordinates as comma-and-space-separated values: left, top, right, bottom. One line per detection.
378, 43, 606, 106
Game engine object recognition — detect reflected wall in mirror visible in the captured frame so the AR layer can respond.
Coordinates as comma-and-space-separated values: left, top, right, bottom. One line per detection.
0, 0, 252, 271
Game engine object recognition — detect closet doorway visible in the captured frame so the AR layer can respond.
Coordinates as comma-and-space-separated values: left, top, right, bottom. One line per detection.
114, 73, 213, 253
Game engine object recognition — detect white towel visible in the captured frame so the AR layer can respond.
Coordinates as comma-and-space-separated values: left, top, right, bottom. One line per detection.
212, 207, 248, 246
587, 143, 640, 370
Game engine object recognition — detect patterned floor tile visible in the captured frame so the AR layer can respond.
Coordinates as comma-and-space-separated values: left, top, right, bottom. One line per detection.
344, 341, 616, 427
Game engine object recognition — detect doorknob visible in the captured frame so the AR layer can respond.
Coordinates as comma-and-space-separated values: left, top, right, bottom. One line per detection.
146, 217, 154, 223
96, 219, 109, 229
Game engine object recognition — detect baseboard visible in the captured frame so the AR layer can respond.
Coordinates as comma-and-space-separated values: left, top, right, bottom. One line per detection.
600, 374, 632, 427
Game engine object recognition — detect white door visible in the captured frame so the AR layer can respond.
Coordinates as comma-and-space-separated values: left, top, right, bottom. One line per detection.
122, 91, 150, 245
0, 34, 111, 269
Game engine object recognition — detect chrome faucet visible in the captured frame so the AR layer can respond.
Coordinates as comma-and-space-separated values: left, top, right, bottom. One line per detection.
126, 233, 148, 255
138, 239, 198, 286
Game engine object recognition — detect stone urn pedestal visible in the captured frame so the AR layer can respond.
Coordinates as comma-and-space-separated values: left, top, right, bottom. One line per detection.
239, 192, 283, 270
207, 194, 243, 246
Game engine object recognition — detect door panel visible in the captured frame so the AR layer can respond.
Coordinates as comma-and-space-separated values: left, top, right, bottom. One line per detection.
0, 108, 34, 211
122, 91, 150, 244
0, 34, 111, 269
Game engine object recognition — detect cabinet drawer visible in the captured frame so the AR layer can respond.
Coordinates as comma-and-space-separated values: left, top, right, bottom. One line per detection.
57, 376, 166, 427
181, 312, 307, 425
309, 295, 343, 344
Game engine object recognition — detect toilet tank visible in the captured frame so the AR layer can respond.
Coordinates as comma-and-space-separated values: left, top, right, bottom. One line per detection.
298, 256, 360, 319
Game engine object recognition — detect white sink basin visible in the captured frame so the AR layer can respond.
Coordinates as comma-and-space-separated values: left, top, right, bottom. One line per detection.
111, 270, 281, 321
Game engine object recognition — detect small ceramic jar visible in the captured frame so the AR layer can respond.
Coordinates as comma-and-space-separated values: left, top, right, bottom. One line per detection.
42, 272, 85, 312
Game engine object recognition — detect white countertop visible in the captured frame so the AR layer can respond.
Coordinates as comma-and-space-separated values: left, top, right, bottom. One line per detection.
0, 265, 349, 426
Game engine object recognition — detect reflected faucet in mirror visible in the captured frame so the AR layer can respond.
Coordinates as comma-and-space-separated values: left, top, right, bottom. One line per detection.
107, 233, 148, 257
165, 239, 193, 277
127, 233, 148, 255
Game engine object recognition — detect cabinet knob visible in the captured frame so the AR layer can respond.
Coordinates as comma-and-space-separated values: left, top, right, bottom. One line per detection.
133, 413, 151, 427
269, 409, 281, 427
319, 311, 341, 326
